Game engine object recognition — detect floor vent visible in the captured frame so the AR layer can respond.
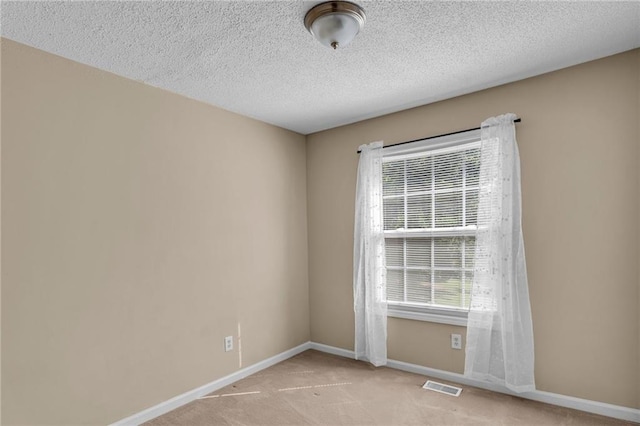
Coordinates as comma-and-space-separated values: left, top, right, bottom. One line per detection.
422, 380, 462, 397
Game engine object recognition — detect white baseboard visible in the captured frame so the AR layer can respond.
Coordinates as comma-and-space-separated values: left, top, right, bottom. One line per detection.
309, 342, 640, 423
111, 341, 639, 425
309, 341, 356, 359
110, 341, 312, 426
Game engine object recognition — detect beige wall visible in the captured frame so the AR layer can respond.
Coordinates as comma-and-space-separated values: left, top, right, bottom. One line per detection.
1, 39, 309, 425
2, 36, 639, 424
307, 49, 640, 408
637, 49, 640, 411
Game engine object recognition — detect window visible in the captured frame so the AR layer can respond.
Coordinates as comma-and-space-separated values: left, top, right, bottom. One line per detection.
382, 130, 480, 325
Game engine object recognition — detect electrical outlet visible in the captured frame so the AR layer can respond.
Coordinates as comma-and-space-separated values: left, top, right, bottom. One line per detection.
451, 334, 462, 350
224, 336, 233, 352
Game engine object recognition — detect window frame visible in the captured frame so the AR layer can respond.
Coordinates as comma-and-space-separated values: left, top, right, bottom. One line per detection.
382, 129, 481, 326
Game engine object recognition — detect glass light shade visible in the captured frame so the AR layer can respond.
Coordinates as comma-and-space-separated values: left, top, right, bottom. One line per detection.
309, 13, 361, 49
304, 2, 366, 50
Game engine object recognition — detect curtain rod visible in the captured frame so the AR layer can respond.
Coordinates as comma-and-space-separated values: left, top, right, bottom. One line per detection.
356, 118, 521, 154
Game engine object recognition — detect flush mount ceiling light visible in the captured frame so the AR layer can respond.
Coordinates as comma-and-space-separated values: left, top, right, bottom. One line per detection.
304, 1, 366, 50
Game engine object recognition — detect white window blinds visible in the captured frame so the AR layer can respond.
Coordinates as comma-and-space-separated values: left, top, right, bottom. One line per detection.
382, 135, 480, 312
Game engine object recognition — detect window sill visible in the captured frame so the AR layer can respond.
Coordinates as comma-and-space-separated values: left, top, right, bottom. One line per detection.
387, 307, 468, 327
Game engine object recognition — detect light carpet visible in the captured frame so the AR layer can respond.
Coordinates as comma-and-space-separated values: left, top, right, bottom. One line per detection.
145, 349, 633, 425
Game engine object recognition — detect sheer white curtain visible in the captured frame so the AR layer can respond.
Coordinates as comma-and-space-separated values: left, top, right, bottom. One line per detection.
464, 113, 535, 393
353, 141, 387, 367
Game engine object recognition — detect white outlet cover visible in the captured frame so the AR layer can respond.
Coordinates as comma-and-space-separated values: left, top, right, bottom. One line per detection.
451, 334, 462, 350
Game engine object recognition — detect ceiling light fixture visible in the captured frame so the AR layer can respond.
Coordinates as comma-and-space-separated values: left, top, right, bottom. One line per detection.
304, 1, 366, 50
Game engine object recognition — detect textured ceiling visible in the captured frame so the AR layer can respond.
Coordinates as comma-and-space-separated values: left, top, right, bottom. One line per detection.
2, 1, 639, 134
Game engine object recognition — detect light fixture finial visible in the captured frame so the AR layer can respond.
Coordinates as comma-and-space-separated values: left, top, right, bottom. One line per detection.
304, 1, 366, 50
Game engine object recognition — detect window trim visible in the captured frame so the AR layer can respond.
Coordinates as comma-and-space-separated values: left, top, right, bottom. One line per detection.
383, 130, 481, 160
387, 303, 468, 326
383, 129, 481, 326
